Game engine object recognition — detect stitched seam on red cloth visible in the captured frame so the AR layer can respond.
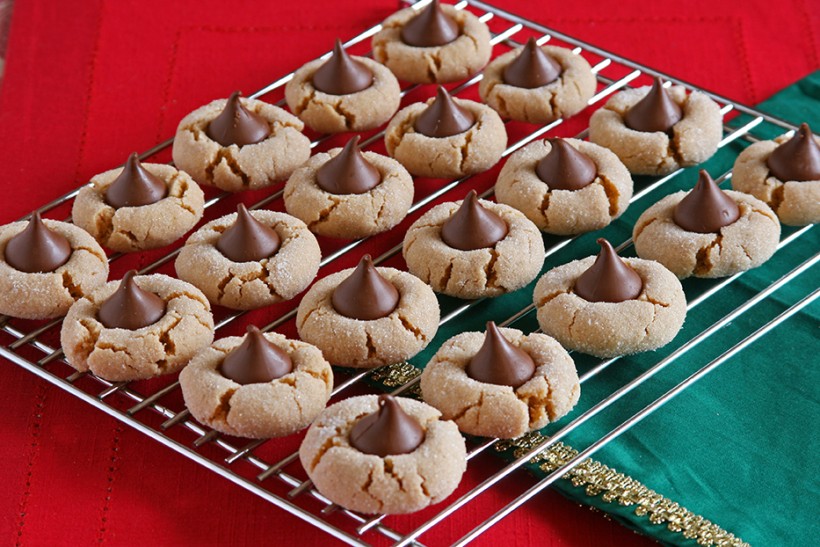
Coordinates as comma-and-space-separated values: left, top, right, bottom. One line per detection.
547, 15, 734, 23
797, 0, 820, 66
96, 424, 123, 544
731, 18, 758, 104
154, 28, 184, 146
180, 23, 361, 32
14, 382, 48, 547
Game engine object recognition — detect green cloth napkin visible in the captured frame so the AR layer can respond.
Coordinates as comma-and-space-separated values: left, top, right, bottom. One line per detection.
365, 70, 819, 545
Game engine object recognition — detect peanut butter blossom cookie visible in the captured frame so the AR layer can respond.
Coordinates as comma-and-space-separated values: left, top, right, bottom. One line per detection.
72, 153, 205, 252
403, 191, 544, 299
296, 255, 439, 368
633, 170, 781, 278
495, 138, 633, 235
385, 87, 506, 178
0, 212, 109, 319
421, 322, 579, 439
533, 239, 687, 358
372, 0, 491, 84
175, 204, 321, 310
61, 271, 214, 381
172, 91, 310, 192
284, 136, 414, 238
589, 77, 723, 175
299, 394, 466, 514
479, 38, 596, 124
180, 325, 333, 439
732, 123, 820, 226
285, 39, 401, 133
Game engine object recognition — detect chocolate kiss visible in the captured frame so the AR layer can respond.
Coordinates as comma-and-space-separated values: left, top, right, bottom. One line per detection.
4, 212, 72, 273
400, 0, 460, 48
574, 239, 643, 303
414, 86, 476, 138
316, 136, 382, 195
332, 255, 400, 321
766, 123, 820, 182
673, 170, 740, 233
466, 322, 536, 388
219, 325, 293, 385
624, 77, 683, 134
216, 204, 281, 263
536, 139, 598, 191
104, 153, 168, 209
312, 39, 373, 95
206, 91, 271, 147
97, 270, 166, 330
503, 37, 562, 89
441, 190, 508, 251
349, 394, 425, 457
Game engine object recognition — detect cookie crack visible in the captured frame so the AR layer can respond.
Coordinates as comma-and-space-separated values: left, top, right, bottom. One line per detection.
693, 235, 722, 276
383, 458, 407, 494
539, 191, 552, 227
438, 262, 453, 291
365, 331, 377, 360
308, 196, 343, 230
332, 101, 356, 130
61, 271, 84, 299
567, 307, 581, 340
459, 122, 477, 172
75, 318, 102, 362
451, 391, 484, 423
158, 316, 182, 358
361, 467, 383, 512
206, 148, 251, 187
309, 425, 345, 471
518, 376, 552, 425
398, 314, 426, 341
484, 248, 500, 289
769, 184, 785, 213
210, 388, 237, 424
598, 174, 621, 217
632, 216, 660, 241
537, 290, 565, 307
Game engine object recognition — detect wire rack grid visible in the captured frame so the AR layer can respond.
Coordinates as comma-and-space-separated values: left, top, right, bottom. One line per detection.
1, 0, 817, 545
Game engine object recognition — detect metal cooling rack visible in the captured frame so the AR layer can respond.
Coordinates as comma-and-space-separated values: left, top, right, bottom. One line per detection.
1, 0, 817, 545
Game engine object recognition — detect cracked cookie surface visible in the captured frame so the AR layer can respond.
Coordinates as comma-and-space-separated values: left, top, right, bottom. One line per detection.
478, 45, 596, 124
633, 190, 781, 278
172, 96, 310, 192
61, 273, 214, 381
588, 84, 722, 176
285, 56, 400, 133
0, 219, 109, 319
284, 148, 413, 239
296, 267, 439, 368
72, 163, 205, 253
372, 3, 491, 84
495, 138, 633, 235
420, 327, 579, 439
731, 133, 820, 226
179, 332, 333, 438
533, 257, 687, 358
385, 95, 506, 179
299, 395, 466, 514
403, 198, 545, 299
175, 209, 321, 310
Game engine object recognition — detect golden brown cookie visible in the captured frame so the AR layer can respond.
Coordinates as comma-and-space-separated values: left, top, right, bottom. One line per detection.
175, 207, 321, 310
61, 273, 214, 381
372, 1, 491, 84
420, 325, 579, 439
179, 329, 333, 439
299, 394, 467, 514
0, 215, 109, 320
172, 94, 310, 192
72, 160, 205, 253
495, 138, 633, 235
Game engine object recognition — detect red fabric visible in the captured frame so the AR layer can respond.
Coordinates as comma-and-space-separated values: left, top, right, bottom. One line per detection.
0, 1, 817, 545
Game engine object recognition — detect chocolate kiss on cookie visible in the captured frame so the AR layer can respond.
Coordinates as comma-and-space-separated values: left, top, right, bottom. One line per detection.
503, 37, 561, 89
673, 170, 740, 233
316, 136, 381, 194
441, 190, 508, 251
414, 86, 476, 138
466, 321, 536, 388
105, 153, 168, 208
574, 239, 643, 303
97, 270, 166, 330
624, 77, 682, 134
206, 91, 271, 147
4, 212, 72, 273
536, 139, 598, 190
216, 204, 281, 263
767, 123, 820, 182
332, 255, 400, 320
219, 325, 293, 385
312, 39, 373, 95
400, 0, 459, 48
349, 394, 425, 457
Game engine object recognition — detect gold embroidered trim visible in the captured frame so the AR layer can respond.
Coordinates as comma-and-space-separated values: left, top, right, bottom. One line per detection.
495, 432, 749, 547
369, 362, 422, 396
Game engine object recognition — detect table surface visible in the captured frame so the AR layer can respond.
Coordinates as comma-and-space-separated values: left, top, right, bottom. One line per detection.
1, 1, 817, 545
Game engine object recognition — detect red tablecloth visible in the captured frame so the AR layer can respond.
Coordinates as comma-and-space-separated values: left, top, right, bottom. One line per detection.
1, 1, 817, 545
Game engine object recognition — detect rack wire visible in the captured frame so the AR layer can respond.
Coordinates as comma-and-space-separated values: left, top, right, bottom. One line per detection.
1, 1, 816, 545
